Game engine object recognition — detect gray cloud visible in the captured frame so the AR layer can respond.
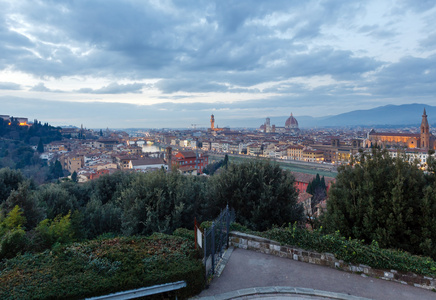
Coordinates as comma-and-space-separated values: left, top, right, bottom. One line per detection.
0, 82, 22, 90
358, 25, 397, 39
0, 0, 380, 82
0, 0, 435, 127
398, 0, 436, 13
420, 33, 436, 50
75, 82, 145, 94
369, 55, 436, 97
30, 83, 52, 92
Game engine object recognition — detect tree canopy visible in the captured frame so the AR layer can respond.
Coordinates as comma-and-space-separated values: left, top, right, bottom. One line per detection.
211, 160, 303, 231
324, 148, 436, 259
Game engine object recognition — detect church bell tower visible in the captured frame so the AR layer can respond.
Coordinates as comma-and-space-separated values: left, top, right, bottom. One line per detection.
421, 108, 430, 150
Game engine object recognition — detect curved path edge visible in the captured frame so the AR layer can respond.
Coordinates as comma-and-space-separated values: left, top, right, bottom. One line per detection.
192, 286, 372, 300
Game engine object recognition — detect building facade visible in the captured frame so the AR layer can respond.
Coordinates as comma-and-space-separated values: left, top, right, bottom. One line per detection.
171, 151, 208, 174
365, 109, 435, 150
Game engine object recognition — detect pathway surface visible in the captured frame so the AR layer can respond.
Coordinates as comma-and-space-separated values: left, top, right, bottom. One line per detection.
195, 248, 436, 300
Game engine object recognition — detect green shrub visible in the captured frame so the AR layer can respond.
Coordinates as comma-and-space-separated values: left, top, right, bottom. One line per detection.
0, 233, 205, 299
173, 228, 195, 242
35, 212, 75, 249
0, 228, 27, 259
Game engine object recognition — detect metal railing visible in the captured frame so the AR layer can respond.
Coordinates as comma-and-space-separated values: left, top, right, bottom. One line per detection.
85, 281, 186, 300
202, 205, 234, 278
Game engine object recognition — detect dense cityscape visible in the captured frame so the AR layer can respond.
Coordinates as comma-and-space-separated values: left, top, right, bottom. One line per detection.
1, 1, 436, 299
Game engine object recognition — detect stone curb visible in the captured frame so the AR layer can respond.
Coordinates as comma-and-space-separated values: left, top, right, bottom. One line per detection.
191, 286, 373, 300
214, 246, 234, 278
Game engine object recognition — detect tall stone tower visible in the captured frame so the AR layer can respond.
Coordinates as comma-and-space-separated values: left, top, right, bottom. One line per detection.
210, 114, 215, 130
420, 108, 430, 150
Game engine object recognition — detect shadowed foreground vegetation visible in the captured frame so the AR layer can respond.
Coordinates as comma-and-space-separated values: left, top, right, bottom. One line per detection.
0, 233, 204, 299
1, 149, 436, 298
0, 160, 303, 299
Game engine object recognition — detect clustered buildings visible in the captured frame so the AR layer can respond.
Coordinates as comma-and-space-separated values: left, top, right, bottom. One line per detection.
23, 110, 436, 184
4, 110, 434, 221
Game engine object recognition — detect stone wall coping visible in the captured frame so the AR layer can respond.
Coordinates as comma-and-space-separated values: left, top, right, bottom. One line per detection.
229, 231, 281, 245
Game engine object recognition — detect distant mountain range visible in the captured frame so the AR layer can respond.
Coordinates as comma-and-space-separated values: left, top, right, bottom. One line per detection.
222, 104, 436, 129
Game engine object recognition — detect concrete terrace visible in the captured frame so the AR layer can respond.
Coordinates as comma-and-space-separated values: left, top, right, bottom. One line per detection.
193, 247, 436, 300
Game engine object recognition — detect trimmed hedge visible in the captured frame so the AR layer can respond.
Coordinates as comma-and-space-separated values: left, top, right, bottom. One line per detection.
234, 223, 436, 278
173, 227, 195, 242
0, 233, 205, 299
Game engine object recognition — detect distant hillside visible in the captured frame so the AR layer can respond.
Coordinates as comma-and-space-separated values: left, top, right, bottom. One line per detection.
222, 104, 436, 129
313, 104, 436, 127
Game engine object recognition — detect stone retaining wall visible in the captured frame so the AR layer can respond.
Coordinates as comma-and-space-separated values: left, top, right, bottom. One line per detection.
229, 231, 436, 291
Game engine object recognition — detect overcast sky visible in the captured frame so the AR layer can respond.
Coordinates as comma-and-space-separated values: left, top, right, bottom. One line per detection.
1, 0, 435, 128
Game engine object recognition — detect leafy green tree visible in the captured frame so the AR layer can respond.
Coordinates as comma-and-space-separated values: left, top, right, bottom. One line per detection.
0, 205, 28, 259
210, 160, 303, 231
0, 168, 25, 204
0, 228, 27, 259
35, 184, 78, 220
203, 160, 223, 175
324, 148, 436, 258
60, 180, 93, 207
1, 181, 43, 229
35, 212, 75, 249
120, 170, 207, 236
91, 171, 134, 205
1, 205, 27, 232
83, 198, 122, 238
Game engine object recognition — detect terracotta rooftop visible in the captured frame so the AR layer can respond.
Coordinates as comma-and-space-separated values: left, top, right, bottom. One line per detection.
292, 172, 335, 185
131, 158, 165, 166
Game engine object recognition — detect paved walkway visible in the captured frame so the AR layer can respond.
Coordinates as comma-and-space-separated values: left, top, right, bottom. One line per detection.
194, 247, 436, 300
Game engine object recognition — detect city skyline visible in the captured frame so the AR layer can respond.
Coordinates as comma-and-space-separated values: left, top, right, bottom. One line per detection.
1, 0, 436, 128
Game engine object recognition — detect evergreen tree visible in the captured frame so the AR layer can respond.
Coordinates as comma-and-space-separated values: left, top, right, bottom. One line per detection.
305, 173, 327, 212
50, 160, 64, 179
211, 160, 303, 231
0, 168, 26, 203
37, 139, 44, 153
71, 171, 78, 183
324, 148, 436, 258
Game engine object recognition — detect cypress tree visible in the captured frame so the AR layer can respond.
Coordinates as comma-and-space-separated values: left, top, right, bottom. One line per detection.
37, 139, 44, 153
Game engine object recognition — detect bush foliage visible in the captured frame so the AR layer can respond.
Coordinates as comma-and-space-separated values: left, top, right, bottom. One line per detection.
0, 233, 204, 300
0, 160, 302, 298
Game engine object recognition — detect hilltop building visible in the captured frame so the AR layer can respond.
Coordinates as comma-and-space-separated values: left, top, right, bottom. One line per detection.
0, 115, 29, 126
365, 109, 435, 150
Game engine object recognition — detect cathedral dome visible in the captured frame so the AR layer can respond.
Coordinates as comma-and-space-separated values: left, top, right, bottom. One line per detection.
285, 113, 298, 129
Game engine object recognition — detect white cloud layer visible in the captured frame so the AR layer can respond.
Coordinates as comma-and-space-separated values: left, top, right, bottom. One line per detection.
0, 0, 435, 127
